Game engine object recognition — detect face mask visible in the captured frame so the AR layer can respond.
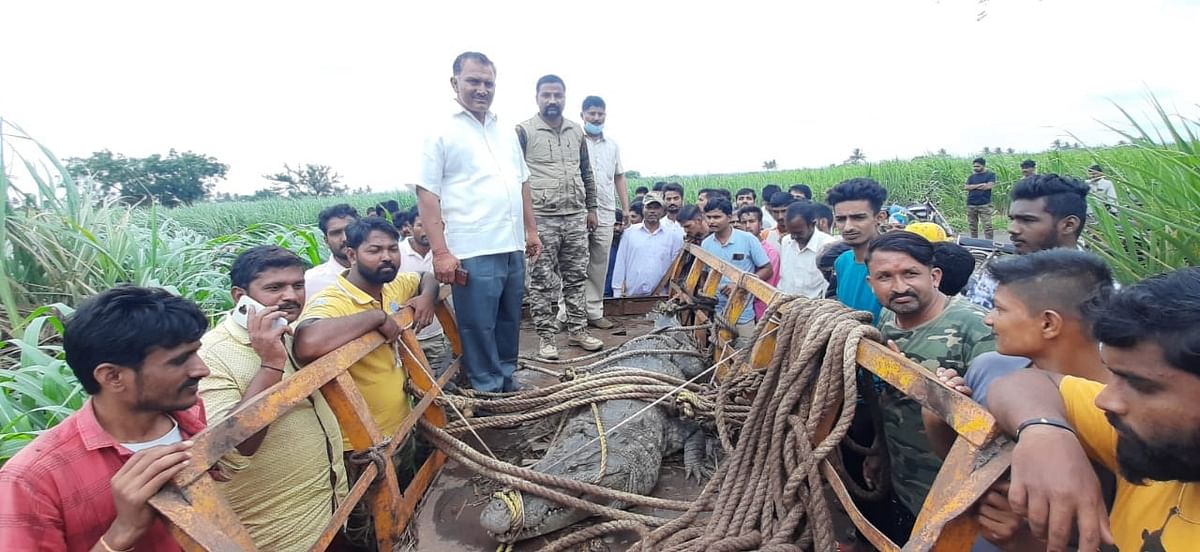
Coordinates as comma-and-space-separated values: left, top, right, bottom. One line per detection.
583, 121, 604, 135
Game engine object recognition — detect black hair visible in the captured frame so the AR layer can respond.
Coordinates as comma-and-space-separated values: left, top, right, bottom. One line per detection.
536, 74, 565, 93
630, 201, 644, 216
345, 216, 401, 249
698, 188, 717, 199
704, 198, 733, 216
932, 242, 977, 296
652, 181, 667, 192
1089, 164, 1104, 173
1010, 173, 1089, 237
768, 191, 796, 208
1021, 159, 1036, 169
812, 202, 834, 223
678, 204, 704, 222
818, 241, 853, 270
1090, 267, 1200, 376
973, 157, 987, 166
762, 184, 782, 201
789, 184, 813, 200
64, 286, 208, 395
582, 95, 605, 111
383, 200, 400, 213
317, 203, 359, 235
615, 209, 624, 223
736, 188, 756, 200
662, 182, 685, 197
865, 231, 935, 268
737, 205, 763, 221
453, 51, 494, 75
825, 177, 888, 212
393, 210, 412, 230
784, 201, 824, 225
989, 249, 1114, 320
715, 189, 732, 200
635, 186, 649, 195
230, 246, 307, 290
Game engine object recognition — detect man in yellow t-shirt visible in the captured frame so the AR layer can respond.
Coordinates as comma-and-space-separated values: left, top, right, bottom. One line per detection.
199, 246, 348, 550
294, 216, 439, 549
986, 266, 1200, 552
295, 216, 439, 449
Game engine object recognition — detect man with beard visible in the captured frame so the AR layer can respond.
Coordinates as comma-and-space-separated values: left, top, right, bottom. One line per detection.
412, 51, 539, 395
965, 157, 997, 239
197, 246, 347, 550
777, 201, 838, 299
1020, 159, 1037, 179
0, 286, 209, 551
827, 178, 889, 322
306, 203, 359, 301
762, 192, 796, 250
577, 95, 629, 330
678, 204, 710, 245
984, 267, 1200, 552
660, 182, 687, 240
965, 174, 1088, 310
863, 231, 996, 538
517, 74, 603, 359
611, 192, 682, 298
293, 217, 438, 548
400, 213, 450, 375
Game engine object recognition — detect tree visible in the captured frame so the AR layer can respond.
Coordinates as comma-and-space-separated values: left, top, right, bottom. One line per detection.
936, 148, 948, 156
1052, 139, 1063, 150
264, 163, 348, 197
624, 170, 641, 179
65, 149, 227, 207
762, 159, 778, 170
845, 148, 866, 164
1006, 147, 1015, 154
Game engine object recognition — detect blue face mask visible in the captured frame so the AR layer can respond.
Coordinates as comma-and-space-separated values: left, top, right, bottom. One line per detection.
583, 121, 604, 135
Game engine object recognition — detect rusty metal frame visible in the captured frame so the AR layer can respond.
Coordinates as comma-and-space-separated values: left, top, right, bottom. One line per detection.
148, 297, 462, 551
667, 244, 1012, 551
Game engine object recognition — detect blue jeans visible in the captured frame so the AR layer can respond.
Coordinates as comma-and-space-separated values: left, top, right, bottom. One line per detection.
452, 251, 525, 393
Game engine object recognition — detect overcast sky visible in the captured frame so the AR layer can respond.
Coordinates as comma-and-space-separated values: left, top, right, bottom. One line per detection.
3, 0, 1197, 195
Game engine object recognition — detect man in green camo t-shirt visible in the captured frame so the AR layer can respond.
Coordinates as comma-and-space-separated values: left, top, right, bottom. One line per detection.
864, 231, 996, 527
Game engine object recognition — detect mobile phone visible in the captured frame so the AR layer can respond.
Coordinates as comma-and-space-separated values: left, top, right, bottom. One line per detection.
454, 267, 469, 286
232, 295, 288, 330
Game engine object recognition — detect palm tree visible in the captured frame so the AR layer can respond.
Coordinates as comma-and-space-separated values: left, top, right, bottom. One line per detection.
845, 148, 866, 164
762, 159, 777, 170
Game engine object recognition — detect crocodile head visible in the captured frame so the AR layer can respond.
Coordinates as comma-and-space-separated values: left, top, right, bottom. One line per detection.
479, 491, 589, 543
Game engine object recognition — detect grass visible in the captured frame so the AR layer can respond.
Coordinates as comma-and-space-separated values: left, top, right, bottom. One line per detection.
2, 97, 1197, 465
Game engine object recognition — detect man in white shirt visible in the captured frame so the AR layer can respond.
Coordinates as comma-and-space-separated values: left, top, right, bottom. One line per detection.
399, 213, 451, 375
660, 182, 687, 240
304, 204, 358, 302
1087, 164, 1118, 212
611, 192, 683, 297
778, 201, 838, 298
411, 51, 541, 393
579, 96, 630, 329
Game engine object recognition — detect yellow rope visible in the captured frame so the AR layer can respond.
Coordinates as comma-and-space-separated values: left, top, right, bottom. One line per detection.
590, 403, 608, 483
492, 488, 524, 543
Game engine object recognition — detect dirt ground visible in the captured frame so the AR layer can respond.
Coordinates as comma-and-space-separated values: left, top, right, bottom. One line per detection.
409, 313, 704, 551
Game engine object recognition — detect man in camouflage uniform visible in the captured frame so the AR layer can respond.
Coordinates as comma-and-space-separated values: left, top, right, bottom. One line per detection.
864, 231, 996, 534
517, 74, 603, 359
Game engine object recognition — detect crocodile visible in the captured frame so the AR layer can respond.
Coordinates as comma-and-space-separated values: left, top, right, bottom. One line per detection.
479, 325, 715, 543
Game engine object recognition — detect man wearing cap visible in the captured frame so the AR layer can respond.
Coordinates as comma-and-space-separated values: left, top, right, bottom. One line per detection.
610, 191, 684, 297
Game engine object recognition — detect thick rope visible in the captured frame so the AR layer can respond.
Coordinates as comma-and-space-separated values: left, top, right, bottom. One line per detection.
628, 296, 882, 552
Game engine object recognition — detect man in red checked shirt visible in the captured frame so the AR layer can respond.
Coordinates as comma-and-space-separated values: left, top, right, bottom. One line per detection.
0, 286, 211, 551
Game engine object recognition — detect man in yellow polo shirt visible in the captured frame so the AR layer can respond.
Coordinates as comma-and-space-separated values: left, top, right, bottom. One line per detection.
199, 245, 348, 551
986, 266, 1200, 552
294, 216, 438, 549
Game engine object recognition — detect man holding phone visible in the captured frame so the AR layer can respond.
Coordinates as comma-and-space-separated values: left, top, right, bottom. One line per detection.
413, 51, 541, 393
197, 246, 347, 550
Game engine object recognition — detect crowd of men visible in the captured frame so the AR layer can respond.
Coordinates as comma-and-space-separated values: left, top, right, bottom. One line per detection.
0, 49, 1194, 552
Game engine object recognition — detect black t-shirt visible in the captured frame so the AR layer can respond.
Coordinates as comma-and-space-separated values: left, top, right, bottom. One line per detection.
966, 171, 996, 205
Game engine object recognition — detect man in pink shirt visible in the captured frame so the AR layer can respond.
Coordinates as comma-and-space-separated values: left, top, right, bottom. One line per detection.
0, 286, 211, 551
738, 205, 781, 319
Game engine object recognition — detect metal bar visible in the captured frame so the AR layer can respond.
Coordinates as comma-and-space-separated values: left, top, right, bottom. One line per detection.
308, 463, 378, 552
153, 477, 257, 551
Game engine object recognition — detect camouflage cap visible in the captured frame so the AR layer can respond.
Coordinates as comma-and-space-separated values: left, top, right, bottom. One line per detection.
642, 191, 665, 207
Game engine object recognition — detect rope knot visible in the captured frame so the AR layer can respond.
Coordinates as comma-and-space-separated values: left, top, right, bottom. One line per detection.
492, 489, 524, 533
347, 439, 392, 483
559, 366, 579, 382
675, 390, 700, 419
